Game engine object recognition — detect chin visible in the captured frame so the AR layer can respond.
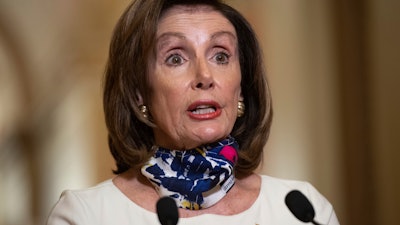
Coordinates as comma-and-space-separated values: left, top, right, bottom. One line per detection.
194, 130, 230, 144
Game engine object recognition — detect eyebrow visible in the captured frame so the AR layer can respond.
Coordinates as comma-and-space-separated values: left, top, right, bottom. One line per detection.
156, 32, 187, 50
156, 30, 237, 49
157, 32, 186, 43
156, 32, 186, 43
210, 31, 237, 42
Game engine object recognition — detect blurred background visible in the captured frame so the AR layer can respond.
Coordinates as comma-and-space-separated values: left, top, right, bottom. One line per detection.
0, 0, 399, 224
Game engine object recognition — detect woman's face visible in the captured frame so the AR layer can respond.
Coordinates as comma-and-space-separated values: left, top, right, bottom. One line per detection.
147, 5, 242, 150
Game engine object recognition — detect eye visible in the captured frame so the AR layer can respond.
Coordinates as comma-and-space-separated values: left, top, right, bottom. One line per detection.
213, 52, 230, 64
165, 54, 185, 66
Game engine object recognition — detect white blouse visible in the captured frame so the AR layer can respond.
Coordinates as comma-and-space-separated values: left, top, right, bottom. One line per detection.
46, 175, 340, 225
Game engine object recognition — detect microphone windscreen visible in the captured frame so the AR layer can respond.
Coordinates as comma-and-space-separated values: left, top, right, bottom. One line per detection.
285, 190, 316, 223
156, 197, 179, 225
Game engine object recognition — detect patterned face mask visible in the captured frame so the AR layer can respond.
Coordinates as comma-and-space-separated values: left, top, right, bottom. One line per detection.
141, 136, 238, 210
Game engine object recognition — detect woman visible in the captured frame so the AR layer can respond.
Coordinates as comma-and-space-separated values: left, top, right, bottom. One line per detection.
47, 0, 340, 224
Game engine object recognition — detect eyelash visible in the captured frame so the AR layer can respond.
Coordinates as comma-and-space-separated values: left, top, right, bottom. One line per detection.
213, 51, 231, 65
163, 49, 231, 66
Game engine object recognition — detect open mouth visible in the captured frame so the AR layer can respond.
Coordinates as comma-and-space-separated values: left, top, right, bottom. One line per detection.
187, 101, 221, 119
190, 105, 217, 115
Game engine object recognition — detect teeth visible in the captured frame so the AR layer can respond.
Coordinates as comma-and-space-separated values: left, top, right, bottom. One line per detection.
192, 106, 216, 114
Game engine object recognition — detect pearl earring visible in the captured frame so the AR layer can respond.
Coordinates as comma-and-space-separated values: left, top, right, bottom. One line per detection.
237, 101, 245, 117
139, 105, 149, 118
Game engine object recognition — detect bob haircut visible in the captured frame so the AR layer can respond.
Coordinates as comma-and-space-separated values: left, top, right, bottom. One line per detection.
103, 0, 273, 175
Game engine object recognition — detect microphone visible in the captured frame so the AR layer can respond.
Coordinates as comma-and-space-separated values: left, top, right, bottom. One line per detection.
285, 190, 323, 225
156, 196, 179, 225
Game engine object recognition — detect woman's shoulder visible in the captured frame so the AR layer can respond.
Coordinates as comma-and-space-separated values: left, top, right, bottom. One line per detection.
57, 179, 119, 204
259, 175, 328, 204
260, 175, 316, 191
259, 175, 329, 205
47, 180, 113, 223
258, 175, 339, 224
46, 179, 155, 225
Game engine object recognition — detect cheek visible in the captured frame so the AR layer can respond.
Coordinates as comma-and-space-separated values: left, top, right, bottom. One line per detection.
223, 81, 241, 115
149, 80, 186, 117
148, 66, 189, 97
226, 64, 242, 94
228, 73, 242, 100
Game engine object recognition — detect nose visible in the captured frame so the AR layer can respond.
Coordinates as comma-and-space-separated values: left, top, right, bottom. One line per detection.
192, 58, 214, 90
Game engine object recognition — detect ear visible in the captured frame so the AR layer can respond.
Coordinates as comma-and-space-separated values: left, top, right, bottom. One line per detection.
135, 89, 144, 105
239, 90, 244, 102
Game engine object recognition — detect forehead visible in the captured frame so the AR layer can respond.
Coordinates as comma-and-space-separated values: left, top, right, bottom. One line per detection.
157, 4, 236, 34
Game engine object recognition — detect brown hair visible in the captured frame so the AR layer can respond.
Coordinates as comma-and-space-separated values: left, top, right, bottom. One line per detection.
103, 0, 273, 175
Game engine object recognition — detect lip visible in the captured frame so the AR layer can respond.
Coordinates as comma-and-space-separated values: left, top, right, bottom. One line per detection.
187, 100, 222, 120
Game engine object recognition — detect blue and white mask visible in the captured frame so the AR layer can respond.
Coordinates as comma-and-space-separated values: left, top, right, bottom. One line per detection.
141, 136, 238, 210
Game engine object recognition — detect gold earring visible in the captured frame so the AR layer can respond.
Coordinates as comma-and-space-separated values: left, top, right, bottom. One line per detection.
139, 105, 149, 118
237, 101, 245, 117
